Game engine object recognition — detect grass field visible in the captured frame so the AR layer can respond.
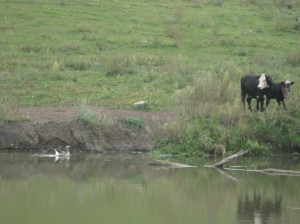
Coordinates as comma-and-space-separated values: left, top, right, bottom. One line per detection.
1, 0, 300, 153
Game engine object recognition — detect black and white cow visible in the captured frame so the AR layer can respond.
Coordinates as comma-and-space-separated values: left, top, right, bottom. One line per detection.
241, 74, 273, 111
266, 80, 294, 110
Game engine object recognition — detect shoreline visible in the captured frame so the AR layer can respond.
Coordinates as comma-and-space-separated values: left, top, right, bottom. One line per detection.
0, 106, 177, 152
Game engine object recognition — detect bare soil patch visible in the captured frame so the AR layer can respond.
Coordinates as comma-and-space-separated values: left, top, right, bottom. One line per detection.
20, 106, 178, 124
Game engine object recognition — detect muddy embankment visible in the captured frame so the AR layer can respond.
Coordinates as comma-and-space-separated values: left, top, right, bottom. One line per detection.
0, 107, 177, 152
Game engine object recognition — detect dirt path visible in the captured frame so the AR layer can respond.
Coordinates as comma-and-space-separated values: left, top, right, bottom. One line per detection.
20, 106, 179, 124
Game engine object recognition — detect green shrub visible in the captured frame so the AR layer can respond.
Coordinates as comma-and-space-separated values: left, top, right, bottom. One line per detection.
120, 117, 144, 130
243, 139, 269, 155
65, 59, 91, 71
165, 7, 184, 47
106, 56, 135, 76
76, 98, 105, 127
166, 24, 183, 47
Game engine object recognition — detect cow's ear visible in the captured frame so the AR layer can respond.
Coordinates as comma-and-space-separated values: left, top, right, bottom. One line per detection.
291, 81, 294, 85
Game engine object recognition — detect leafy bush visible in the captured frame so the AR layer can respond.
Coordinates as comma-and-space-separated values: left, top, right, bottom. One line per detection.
120, 117, 144, 130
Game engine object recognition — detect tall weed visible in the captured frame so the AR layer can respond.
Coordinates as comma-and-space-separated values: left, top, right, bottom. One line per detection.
165, 7, 184, 47
106, 55, 135, 76
76, 98, 109, 129
176, 71, 240, 121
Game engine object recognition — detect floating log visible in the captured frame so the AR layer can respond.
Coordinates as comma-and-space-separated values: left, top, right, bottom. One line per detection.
207, 150, 249, 169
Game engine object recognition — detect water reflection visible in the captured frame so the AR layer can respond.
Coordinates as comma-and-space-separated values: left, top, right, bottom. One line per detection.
0, 151, 155, 181
0, 152, 300, 224
237, 191, 282, 224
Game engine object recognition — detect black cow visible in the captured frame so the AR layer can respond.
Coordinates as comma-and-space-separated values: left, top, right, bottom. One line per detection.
241, 74, 273, 111
264, 80, 294, 110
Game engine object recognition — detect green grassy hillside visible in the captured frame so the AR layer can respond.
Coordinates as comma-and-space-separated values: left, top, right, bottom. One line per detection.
1, 0, 299, 108
1, 0, 299, 153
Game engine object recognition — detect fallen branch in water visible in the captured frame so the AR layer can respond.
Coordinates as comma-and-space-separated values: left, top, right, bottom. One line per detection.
149, 160, 197, 168
206, 150, 249, 169
206, 150, 300, 177
223, 168, 300, 177
214, 167, 239, 182
256, 168, 300, 176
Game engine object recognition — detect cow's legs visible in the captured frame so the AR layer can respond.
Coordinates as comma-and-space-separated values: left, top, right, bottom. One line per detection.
255, 98, 260, 111
259, 96, 265, 111
242, 93, 246, 111
266, 98, 271, 109
282, 100, 287, 110
276, 99, 281, 110
246, 96, 252, 111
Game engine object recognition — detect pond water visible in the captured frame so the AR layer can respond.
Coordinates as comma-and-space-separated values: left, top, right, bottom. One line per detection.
1, 152, 300, 224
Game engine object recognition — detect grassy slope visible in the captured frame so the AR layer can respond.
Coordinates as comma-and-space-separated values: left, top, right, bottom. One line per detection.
0, 0, 299, 152
1, 0, 299, 109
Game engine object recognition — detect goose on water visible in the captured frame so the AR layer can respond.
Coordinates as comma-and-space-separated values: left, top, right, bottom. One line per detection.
33, 145, 71, 158
54, 145, 70, 157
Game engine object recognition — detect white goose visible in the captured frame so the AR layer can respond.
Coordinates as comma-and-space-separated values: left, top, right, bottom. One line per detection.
54, 145, 71, 157
33, 145, 71, 160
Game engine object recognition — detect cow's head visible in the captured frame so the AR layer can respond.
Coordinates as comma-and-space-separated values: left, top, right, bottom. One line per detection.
257, 74, 271, 90
281, 80, 294, 97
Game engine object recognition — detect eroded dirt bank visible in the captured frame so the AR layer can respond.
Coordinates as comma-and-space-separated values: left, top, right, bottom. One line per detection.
0, 107, 178, 152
